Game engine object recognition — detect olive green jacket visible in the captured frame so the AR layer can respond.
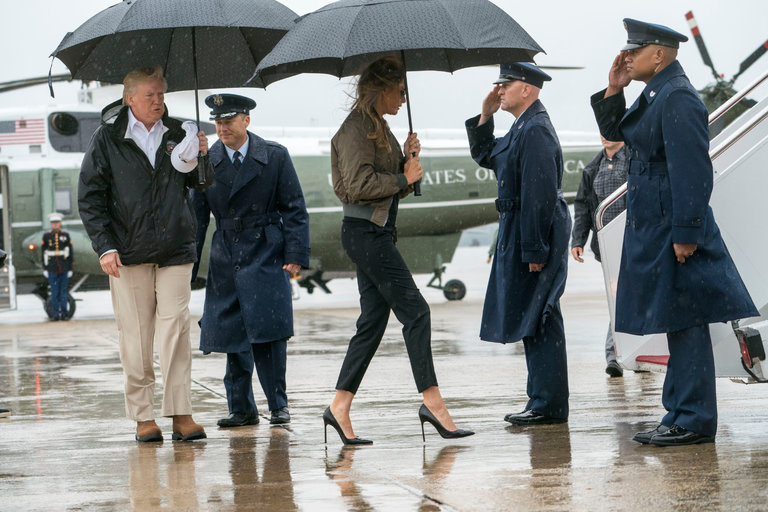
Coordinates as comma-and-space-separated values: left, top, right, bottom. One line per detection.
331, 109, 412, 226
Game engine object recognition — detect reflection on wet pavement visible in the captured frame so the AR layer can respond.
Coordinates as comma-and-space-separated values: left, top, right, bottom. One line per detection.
3, 254, 768, 511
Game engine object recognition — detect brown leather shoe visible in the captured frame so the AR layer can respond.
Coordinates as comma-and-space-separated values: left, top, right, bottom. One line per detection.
171, 415, 207, 441
136, 420, 163, 442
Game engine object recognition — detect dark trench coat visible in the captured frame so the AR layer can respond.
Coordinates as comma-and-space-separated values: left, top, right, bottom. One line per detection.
591, 60, 758, 335
466, 100, 571, 343
193, 132, 310, 353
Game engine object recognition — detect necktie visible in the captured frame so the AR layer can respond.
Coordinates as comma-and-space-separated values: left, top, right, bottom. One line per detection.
233, 151, 242, 170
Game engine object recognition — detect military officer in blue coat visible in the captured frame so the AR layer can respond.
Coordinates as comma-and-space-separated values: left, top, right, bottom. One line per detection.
193, 94, 310, 427
466, 63, 572, 425
592, 19, 758, 446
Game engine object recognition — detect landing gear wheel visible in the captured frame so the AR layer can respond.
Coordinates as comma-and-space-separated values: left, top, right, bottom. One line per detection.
443, 279, 466, 301
44, 293, 76, 320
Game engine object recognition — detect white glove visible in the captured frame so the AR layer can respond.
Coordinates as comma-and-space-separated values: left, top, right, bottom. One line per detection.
171, 121, 200, 173
43, 271, 49, 278
67, 271, 73, 278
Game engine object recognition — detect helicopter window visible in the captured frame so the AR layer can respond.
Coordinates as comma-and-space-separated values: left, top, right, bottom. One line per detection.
48, 112, 101, 153
50, 113, 79, 136
54, 189, 72, 215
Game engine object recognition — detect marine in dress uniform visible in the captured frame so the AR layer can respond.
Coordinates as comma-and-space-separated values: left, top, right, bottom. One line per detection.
193, 94, 310, 427
42, 212, 73, 320
591, 19, 759, 446
466, 63, 572, 425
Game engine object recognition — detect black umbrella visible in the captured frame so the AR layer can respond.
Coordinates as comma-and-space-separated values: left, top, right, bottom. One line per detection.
249, 0, 544, 195
50, 0, 298, 182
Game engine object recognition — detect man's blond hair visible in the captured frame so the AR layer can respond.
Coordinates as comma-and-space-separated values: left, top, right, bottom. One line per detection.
122, 66, 168, 104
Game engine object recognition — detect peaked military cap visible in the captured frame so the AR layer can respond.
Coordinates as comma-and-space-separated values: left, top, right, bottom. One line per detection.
205, 93, 256, 120
622, 18, 688, 51
493, 62, 552, 89
48, 212, 63, 222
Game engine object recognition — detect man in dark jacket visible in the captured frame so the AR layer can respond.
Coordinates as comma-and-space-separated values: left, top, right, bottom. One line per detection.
466, 63, 571, 426
78, 66, 214, 443
571, 137, 629, 377
42, 212, 73, 320
193, 94, 310, 428
592, 19, 758, 445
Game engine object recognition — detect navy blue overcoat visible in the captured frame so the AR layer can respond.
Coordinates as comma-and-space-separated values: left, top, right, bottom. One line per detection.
193, 132, 310, 353
592, 60, 757, 335
466, 100, 571, 343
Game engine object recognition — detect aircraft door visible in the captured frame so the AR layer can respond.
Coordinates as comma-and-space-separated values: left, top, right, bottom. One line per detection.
0, 165, 16, 311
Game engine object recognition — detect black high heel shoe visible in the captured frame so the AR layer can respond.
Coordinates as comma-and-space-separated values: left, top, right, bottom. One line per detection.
419, 404, 474, 442
323, 407, 373, 445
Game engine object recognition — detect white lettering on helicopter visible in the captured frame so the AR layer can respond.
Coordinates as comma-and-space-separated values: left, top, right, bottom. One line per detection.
564, 159, 586, 174
325, 166, 500, 189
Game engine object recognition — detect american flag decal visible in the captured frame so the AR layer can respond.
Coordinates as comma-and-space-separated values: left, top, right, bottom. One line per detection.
0, 118, 46, 145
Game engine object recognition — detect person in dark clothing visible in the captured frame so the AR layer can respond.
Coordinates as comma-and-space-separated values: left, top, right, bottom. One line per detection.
79, 66, 214, 443
571, 136, 630, 377
591, 19, 758, 446
42, 212, 73, 321
466, 62, 572, 426
324, 57, 473, 445
193, 93, 310, 428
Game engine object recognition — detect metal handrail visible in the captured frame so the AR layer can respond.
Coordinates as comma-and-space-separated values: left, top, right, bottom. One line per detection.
709, 68, 768, 125
595, 67, 768, 231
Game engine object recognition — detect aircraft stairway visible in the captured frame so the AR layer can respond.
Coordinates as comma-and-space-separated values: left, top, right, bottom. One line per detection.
596, 67, 768, 382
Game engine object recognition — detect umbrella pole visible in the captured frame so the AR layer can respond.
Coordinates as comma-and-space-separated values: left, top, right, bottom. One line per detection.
400, 51, 421, 196
192, 27, 205, 185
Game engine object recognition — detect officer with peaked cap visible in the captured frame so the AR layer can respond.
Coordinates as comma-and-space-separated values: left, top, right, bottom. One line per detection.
42, 212, 73, 320
591, 19, 758, 446
466, 62, 572, 426
193, 93, 310, 427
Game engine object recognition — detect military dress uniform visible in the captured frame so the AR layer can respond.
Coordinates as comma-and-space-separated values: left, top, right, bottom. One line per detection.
193, 94, 310, 426
42, 214, 73, 320
466, 63, 572, 423
591, 19, 758, 444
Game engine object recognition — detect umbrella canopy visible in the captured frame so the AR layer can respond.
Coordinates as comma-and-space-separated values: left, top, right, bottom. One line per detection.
249, 0, 544, 196
250, 0, 544, 86
51, 0, 298, 91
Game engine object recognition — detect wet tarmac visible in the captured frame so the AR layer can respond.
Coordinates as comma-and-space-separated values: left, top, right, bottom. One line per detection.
2, 247, 768, 511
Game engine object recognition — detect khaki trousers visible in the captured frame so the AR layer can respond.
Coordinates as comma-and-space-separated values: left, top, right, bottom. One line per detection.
109, 263, 194, 421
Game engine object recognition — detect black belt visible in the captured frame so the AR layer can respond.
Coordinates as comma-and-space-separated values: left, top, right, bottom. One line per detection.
495, 198, 519, 212
629, 160, 667, 176
217, 212, 281, 232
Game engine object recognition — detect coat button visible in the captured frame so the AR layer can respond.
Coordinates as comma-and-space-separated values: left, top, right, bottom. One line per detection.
501, 244, 505, 251
234, 238, 239, 243
502, 212, 506, 219
500, 180, 505, 187
630, 185, 636, 191
255, 233, 260, 239
229, 208, 235, 214
234, 265, 240, 271
626, 219, 630, 226
251, 204, 258, 211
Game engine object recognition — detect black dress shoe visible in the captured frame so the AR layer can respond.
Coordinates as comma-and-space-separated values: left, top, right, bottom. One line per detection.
217, 412, 259, 428
270, 407, 291, 425
632, 424, 670, 444
504, 409, 567, 425
605, 361, 624, 377
649, 424, 715, 446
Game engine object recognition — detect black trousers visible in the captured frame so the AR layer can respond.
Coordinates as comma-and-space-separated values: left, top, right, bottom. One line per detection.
336, 219, 437, 393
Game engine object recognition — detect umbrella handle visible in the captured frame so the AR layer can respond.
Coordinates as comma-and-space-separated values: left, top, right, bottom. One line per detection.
401, 51, 421, 197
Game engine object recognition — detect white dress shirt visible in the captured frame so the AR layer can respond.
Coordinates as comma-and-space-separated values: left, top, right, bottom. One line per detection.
125, 108, 168, 167
224, 138, 249, 165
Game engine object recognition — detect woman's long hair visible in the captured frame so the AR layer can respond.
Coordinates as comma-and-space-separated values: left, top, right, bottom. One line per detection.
351, 56, 404, 150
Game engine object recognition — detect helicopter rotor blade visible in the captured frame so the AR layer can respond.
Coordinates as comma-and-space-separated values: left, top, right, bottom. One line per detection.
733, 39, 768, 82
685, 11, 720, 81
0, 74, 72, 94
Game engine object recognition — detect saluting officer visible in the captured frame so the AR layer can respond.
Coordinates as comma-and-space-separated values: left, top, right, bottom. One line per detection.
591, 19, 758, 446
193, 94, 310, 428
466, 63, 572, 426
42, 212, 73, 320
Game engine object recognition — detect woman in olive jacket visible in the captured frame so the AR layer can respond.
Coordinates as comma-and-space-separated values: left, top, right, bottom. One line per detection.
323, 57, 473, 445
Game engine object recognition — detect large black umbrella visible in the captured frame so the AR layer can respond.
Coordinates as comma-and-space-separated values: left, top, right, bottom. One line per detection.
249, 0, 544, 195
50, 0, 298, 182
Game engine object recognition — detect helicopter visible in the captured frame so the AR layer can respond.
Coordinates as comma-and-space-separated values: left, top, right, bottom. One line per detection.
0, 78, 601, 320
684, 10, 767, 137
